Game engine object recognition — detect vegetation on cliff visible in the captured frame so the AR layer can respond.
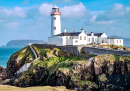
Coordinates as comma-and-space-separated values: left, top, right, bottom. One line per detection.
98, 45, 130, 51
6, 46, 34, 76
16, 46, 98, 90
0, 45, 130, 91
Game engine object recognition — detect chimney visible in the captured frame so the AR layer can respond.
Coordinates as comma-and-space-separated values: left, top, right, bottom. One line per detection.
85, 31, 87, 34
81, 28, 84, 32
74, 30, 76, 32
91, 32, 94, 36
64, 28, 66, 33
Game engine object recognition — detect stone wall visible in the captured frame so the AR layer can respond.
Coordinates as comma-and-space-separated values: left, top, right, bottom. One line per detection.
33, 44, 79, 56
83, 47, 130, 56
33, 44, 130, 58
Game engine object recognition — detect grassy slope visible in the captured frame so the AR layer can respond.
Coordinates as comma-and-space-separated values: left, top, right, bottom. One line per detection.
0, 85, 71, 91
98, 45, 130, 51
16, 46, 130, 90
20, 46, 98, 89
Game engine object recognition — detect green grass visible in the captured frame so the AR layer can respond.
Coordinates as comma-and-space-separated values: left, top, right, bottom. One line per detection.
94, 54, 130, 66
19, 46, 99, 90
98, 73, 107, 82
7, 46, 35, 69
77, 80, 98, 89
98, 45, 130, 51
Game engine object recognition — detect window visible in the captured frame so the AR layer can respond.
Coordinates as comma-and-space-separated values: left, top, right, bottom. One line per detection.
80, 36, 82, 40
75, 40, 78, 43
117, 40, 118, 43
92, 38, 94, 42
54, 17, 56, 20
84, 36, 86, 40
89, 38, 90, 42
54, 27, 56, 30
66, 37, 68, 39
120, 40, 121, 43
95, 38, 97, 41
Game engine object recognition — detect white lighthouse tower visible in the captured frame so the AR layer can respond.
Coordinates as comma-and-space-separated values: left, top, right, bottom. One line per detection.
51, 5, 61, 37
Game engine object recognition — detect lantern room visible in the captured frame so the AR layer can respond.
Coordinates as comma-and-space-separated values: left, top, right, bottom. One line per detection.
51, 5, 61, 15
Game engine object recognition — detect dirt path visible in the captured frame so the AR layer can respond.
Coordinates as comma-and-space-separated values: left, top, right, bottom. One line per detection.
0, 85, 72, 91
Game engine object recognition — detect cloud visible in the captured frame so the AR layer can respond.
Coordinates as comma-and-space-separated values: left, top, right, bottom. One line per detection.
84, 3, 130, 38
126, 7, 130, 12
39, 3, 54, 16
61, 3, 87, 18
113, 3, 123, 11
90, 11, 104, 16
3, 6, 26, 18
0, 2, 130, 46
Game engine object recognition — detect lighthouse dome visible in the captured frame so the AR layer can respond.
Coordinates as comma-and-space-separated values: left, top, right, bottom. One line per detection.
53, 5, 59, 8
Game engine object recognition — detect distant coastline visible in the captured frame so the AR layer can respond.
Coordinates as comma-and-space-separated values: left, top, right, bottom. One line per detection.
4, 40, 46, 48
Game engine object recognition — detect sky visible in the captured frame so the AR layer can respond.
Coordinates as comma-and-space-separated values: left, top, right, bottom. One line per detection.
0, 0, 130, 46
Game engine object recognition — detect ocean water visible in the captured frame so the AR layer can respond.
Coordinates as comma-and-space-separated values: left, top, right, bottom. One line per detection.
0, 47, 22, 68
127, 46, 130, 49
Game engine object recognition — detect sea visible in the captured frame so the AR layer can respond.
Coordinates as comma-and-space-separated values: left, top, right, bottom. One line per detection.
0, 47, 23, 68
0, 46, 130, 68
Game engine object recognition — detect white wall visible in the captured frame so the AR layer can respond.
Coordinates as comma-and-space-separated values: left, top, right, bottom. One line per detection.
114, 39, 123, 46
88, 36, 98, 44
107, 39, 114, 45
66, 39, 73, 45
100, 33, 107, 37
98, 37, 108, 44
51, 15, 61, 36
78, 32, 88, 45
48, 36, 63, 46
98, 33, 108, 44
107, 39, 123, 46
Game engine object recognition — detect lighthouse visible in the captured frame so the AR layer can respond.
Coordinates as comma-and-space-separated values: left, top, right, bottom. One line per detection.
51, 5, 61, 37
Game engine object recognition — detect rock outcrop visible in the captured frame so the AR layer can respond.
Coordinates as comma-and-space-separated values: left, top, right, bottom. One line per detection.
0, 46, 130, 91
6, 46, 34, 77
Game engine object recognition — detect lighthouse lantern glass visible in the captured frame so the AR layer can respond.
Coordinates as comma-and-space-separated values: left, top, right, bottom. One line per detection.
53, 8, 59, 12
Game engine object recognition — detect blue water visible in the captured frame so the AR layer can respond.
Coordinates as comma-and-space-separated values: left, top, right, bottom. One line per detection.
0, 47, 22, 68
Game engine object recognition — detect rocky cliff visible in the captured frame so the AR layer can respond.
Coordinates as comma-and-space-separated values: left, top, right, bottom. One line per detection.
0, 45, 130, 91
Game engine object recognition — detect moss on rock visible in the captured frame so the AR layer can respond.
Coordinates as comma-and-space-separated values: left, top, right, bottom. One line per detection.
98, 73, 107, 82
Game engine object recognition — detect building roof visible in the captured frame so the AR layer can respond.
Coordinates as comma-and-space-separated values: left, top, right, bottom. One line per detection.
87, 33, 103, 36
55, 32, 81, 36
55, 32, 103, 37
107, 37, 122, 39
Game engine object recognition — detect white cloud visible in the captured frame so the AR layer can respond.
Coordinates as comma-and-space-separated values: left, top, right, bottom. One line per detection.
90, 11, 104, 16
126, 7, 130, 12
1, 2, 130, 46
4, 6, 26, 18
61, 3, 87, 18
39, 3, 53, 16
38, 3, 87, 18
92, 20, 114, 25
113, 3, 123, 11
112, 3, 124, 15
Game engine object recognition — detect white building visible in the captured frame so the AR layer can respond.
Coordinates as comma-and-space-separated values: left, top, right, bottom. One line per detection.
48, 5, 123, 46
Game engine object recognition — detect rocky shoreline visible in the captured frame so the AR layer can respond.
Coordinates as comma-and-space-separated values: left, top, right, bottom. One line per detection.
0, 46, 130, 91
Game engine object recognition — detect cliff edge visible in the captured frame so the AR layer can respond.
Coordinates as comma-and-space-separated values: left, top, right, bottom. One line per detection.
0, 45, 130, 91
